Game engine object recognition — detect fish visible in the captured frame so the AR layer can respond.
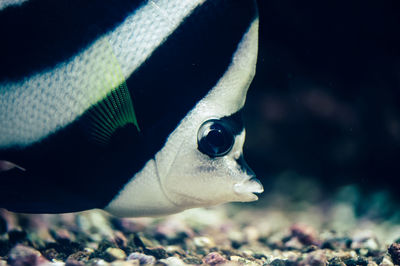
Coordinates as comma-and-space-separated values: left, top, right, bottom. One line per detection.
0, 0, 263, 217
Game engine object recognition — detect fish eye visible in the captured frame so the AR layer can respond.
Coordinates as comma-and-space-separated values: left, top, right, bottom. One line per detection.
197, 119, 234, 158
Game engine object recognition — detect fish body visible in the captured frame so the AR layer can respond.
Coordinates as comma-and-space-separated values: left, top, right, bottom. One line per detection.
0, 0, 263, 216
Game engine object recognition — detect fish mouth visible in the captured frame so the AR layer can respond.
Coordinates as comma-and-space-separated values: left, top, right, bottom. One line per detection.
233, 176, 264, 202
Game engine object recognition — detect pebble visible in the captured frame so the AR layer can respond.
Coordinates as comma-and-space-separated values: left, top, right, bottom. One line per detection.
110, 260, 138, 266
66, 259, 85, 266
160, 257, 187, 266
290, 224, 320, 246
284, 237, 304, 250
105, 248, 126, 261
300, 250, 327, 266
388, 243, 400, 265
144, 246, 168, 259
193, 236, 216, 249
127, 252, 156, 265
0, 215, 7, 234
203, 252, 227, 265
379, 256, 394, 266
8, 244, 49, 266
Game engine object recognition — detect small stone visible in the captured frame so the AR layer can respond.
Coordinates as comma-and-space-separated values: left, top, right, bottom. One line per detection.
50, 229, 73, 242
106, 248, 126, 261
113, 231, 128, 249
8, 230, 27, 245
0, 215, 7, 234
351, 231, 380, 251
110, 260, 137, 266
284, 237, 304, 250
66, 259, 85, 266
182, 256, 202, 265
269, 259, 286, 266
290, 224, 320, 246
160, 257, 187, 266
144, 246, 168, 259
379, 256, 394, 266
193, 237, 215, 249
127, 252, 156, 265
203, 252, 227, 265
87, 258, 110, 266
42, 248, 59, 261
321, 237, 351, 250
165, 246, 186, 257
8, 244, 49, 266
300, 250, 327, 266
328, 257, 345, 266
388, 243, 400, 265
243, 226, 259, 243
67, 251, 91, 263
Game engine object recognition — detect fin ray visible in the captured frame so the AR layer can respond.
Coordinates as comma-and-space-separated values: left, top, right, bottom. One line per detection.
86, 39, 140, 145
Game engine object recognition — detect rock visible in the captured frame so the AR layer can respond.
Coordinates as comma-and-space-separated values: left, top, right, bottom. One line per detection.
155, 219, 194, 245
182, 256, 202, 265
290, 224, 320, 246
127, 252, 156, 265
388, 243, 400, 265
86, 258, 110, 266
300, 250, 327, 266
284, 237, 304, 250
112, 231, 128, 249
66, 251, 91, 263
0, 215, 7, 234
328, 257, 345, 266
110, 260, 138, 266
160, 257, 187, 266
203, 252, 227, 265
269, 258, 286, 266
379, 255, 394, 266
243, 226, 260, 243
66, 259, 85, 266
8, 230, 27, 245
105, 248, 126, 261
193, 237, 216, 249
144, 246, 168, 259
8, 244, 49, 266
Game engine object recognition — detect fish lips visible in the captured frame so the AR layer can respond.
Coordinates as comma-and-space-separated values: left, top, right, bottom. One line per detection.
232, 155, 263, 201
233, 176, 264, 202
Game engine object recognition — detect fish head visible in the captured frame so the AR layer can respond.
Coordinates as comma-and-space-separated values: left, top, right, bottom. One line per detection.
159, 125, 263, 209
156, 18, 263, 210
105, 5, 261, 217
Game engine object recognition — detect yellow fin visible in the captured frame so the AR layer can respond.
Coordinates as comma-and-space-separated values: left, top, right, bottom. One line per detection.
86, 39, 140, 146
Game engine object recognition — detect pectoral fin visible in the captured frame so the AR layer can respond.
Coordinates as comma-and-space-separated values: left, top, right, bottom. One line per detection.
0, 161, 26, 172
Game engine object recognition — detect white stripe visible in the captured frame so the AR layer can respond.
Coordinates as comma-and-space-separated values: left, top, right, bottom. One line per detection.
0, 0, 206, 147
0, 0, 29, 10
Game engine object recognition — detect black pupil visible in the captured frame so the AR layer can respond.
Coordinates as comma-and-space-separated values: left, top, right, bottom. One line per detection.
209, 127, 226, 149
198, 120, 234, 157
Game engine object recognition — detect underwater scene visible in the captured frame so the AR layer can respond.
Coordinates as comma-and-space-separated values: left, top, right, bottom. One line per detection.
1, 0, 400, 265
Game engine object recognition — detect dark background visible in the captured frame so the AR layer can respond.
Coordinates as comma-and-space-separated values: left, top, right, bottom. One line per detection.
246, 1, 400, 202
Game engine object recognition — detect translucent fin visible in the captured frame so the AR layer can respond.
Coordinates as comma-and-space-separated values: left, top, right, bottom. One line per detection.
0, 160, 25, 172
86, 39, 140, 146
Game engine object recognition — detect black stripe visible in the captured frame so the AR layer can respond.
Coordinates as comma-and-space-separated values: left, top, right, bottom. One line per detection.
0, 0, 257, 213
127, 0, 257, 158
0, 0, 145, 82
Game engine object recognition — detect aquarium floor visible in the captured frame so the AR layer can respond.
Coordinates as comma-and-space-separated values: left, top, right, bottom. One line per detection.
0, 196, 400, 266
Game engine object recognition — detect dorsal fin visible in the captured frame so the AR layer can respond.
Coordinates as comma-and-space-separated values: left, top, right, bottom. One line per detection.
85, 39, 140, 146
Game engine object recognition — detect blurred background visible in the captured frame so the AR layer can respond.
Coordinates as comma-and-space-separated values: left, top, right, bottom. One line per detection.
246, 0, 400, 210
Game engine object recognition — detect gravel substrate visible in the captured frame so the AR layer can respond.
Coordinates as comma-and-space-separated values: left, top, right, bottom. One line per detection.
1, 185, 400, 265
